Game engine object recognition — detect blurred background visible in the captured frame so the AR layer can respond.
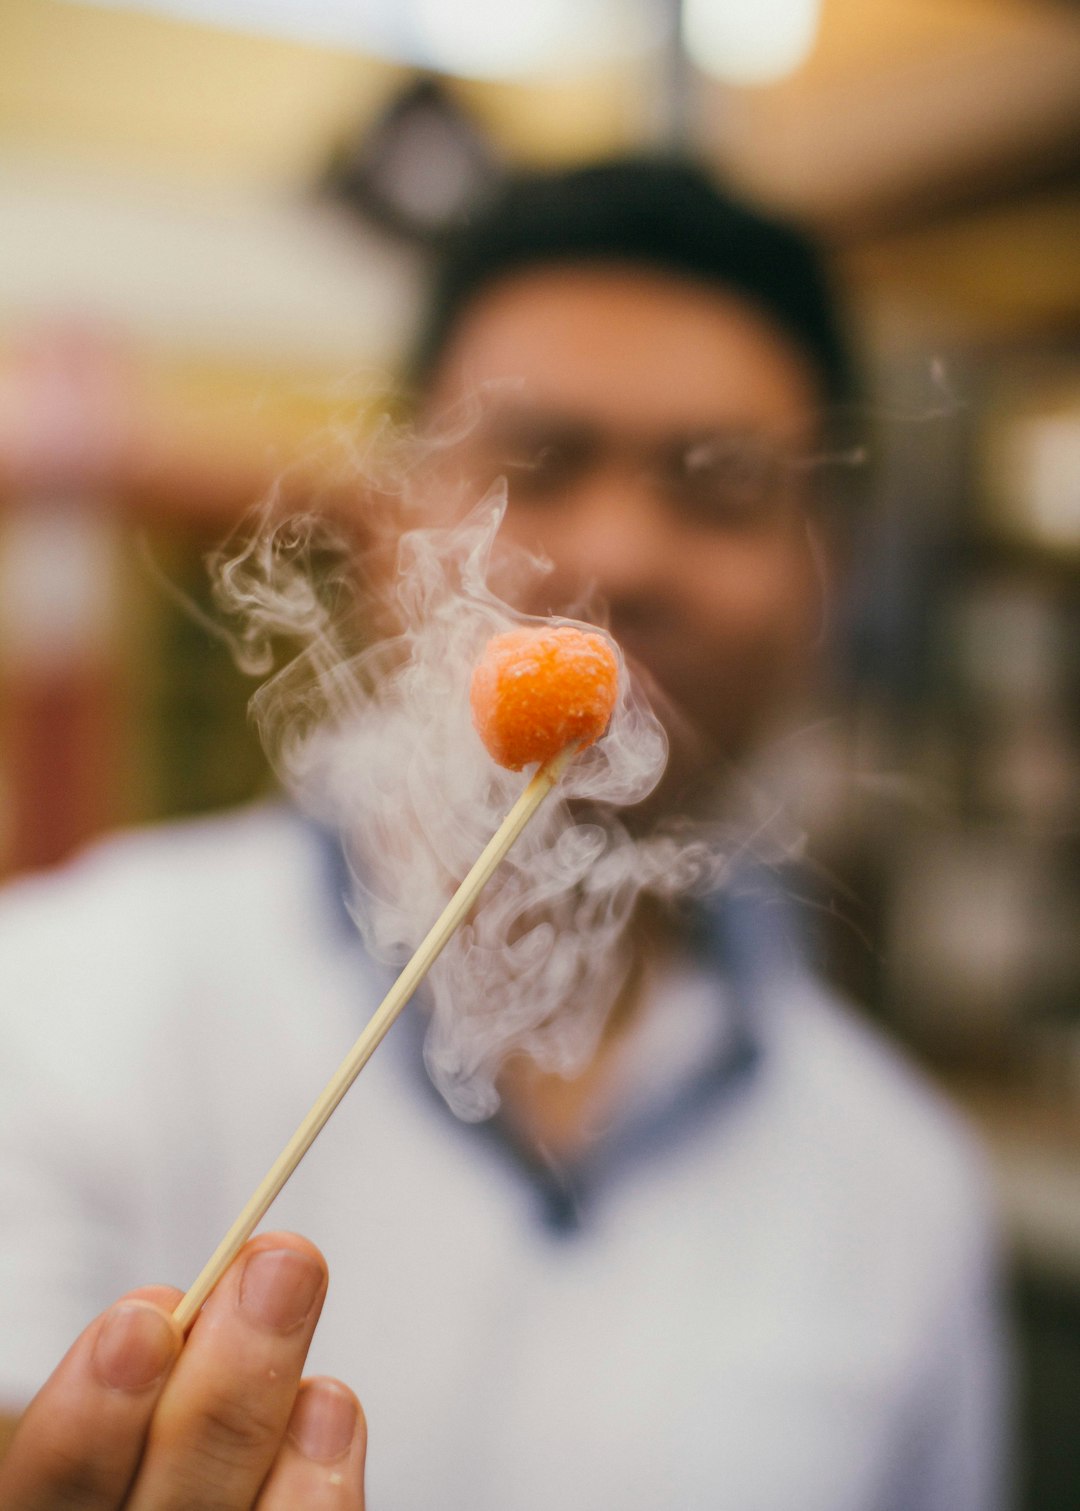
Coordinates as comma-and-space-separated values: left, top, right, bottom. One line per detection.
1, 1, 1077, 1503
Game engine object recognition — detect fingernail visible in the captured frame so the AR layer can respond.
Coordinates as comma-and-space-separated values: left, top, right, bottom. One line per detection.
239, 1247, 324, 1333
288, 1381, 358, 1463
92, 1302, 177, 1391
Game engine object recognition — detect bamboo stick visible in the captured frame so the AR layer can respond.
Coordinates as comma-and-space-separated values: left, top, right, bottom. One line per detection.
173, 748, 571, 1331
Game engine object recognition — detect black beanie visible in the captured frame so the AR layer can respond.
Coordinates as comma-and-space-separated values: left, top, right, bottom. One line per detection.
407, 154, 857, 418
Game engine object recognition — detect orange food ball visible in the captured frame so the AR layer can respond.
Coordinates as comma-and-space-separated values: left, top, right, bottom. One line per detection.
470, 625, 619, 771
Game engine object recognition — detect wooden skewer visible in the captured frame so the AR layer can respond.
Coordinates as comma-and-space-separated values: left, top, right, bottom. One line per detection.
173, 746, 573, 1332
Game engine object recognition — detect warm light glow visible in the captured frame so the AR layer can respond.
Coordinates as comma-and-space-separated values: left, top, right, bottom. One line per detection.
410, 0, 594, 76
684, 0, 823, 84
60, 0, 650, 78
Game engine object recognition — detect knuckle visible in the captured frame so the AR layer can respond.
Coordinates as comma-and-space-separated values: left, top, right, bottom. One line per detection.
195, 1389, 282, 1460
151, 1386, 284, 1497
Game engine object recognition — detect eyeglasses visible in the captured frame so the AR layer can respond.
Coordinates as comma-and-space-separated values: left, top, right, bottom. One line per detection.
460, 408, 815, 529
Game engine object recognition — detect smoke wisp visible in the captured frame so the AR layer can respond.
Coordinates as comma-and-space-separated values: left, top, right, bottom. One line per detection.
211, 482, 759, 1120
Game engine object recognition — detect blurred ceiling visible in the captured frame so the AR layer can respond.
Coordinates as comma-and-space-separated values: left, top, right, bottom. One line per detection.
2, 0, 1078, 228
0, 0, 1077, 364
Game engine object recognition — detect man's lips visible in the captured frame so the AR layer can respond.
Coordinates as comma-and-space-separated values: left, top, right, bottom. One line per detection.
610, 625, 689, 703
612, 637, 701, 746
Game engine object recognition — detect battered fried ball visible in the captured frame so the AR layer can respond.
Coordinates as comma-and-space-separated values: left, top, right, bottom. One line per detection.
470, 625, 619, 771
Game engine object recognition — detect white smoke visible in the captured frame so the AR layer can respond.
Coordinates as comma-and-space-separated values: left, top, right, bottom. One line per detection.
211, 483, 756, 1120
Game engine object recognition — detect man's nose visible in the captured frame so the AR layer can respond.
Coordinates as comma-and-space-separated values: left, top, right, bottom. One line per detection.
546, 466, 677, 604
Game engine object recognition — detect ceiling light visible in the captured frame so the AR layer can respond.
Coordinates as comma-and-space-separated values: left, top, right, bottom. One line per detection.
408, 0, 595, 76
683, 0, 823, 85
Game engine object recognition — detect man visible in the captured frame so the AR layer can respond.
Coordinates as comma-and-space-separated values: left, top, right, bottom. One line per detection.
0, 158, 1005, 1509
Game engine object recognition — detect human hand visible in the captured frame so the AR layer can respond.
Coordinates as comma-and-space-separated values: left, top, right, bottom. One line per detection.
0, 1231, 366, 1509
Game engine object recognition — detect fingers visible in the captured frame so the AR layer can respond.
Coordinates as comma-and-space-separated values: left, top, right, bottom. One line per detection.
0, 1236, 365, 1511
125, 1231, 328, 1510
0, 1286, 184, 1511
257, 1379, 366, 1509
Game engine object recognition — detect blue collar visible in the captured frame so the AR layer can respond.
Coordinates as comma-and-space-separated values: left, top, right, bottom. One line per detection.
311, 817, 796, 1234
467, 888, 777, 1234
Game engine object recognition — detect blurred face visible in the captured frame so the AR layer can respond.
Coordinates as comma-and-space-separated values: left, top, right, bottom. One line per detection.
419, 264, 828, 802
